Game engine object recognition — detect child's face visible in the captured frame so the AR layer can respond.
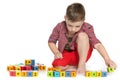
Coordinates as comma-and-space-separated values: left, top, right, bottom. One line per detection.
65, 17, 84, 35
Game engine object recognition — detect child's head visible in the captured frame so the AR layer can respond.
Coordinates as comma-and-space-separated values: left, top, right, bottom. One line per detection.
65, 3, 85, 35
65, 3, 85, 22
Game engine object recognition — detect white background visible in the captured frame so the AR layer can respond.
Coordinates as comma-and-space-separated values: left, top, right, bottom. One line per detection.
0, 0, 120, 80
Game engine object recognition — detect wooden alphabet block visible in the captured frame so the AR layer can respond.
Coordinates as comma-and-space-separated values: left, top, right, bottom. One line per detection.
21, 71, 27, 77
107, 67, 114, 73
85, 71, 91, 77
96, 71, 102, 77
47, 71, 54, 77
16, 71, 21, 77
66, 71, 71, 77
54, 71, 60, 77
32, 71, 38, 77
60, 71, 65, 77
71, 71, 76, 77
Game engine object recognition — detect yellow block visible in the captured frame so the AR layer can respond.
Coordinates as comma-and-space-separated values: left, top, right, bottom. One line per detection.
21, 71, 27, 77
96, 71, 102, 77
85, 71, 91, 77
60, 71, 65, 77
71, 71, 76, 77
15, 66, 21, 70
32, 72, 38, 77
25, 60, 31, 65
16, 71, 21, 77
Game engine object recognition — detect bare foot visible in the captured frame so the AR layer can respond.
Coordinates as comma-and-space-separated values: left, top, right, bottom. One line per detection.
77, 64, 86, 74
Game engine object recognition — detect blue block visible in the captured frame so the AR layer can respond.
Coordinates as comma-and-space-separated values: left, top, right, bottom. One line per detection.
33, 66, 38, 71
27, 72, 32, 77
102, 71, 107, 77
31, 60, 35, 66
66, 71, 71, 77
54, 71, 60, 77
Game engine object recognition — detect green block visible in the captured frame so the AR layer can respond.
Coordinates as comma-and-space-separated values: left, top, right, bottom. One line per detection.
91, 71, 97, 77
47, 71, 54, 77
107, 67, 114, 73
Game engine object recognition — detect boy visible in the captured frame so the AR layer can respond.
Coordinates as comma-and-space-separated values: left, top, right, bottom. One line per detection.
48, 3, 117, 74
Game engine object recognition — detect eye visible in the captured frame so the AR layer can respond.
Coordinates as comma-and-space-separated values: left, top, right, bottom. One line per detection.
76, 26, 80, 28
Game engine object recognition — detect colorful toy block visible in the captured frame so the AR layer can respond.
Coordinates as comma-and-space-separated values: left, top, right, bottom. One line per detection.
54, 71, 60, 77
71, 71, 76, 77
27, 72, 33, 77
10, 71, 16, 76
91, 71, 97, 77
32, 72, 38, 77
15, 66, 21, 70
21, 71, 27, 77
21, 66, 26, 71
60, 71, 65, 77
107, 67, 114, 73
7, 66, 15, 71
25, 66, 32, 70
25, 59, 35, 66
33, 66, 38, 71
47, 71, 54, 77
66, 71, 71, 77
102, 71, 107, 77
16, 71, 21, 77
85, 71, 91, 77
96, 71, 102, 77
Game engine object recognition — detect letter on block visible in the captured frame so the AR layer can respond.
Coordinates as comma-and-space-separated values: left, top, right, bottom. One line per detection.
60, 71, 65, 77
10, 71, 16, 76
21, 71, 27, 77
96, 71, 102, 77
102, 71, 107, 77
15, 66, 21, 71
66, 71, 71, 77
27, 72, 33, 77
54, 71, 60, 77
85, 71, 91, 77
91, 71, 97, 77
32, 72, 38, 77
107, 67, 114, 73
16, 71, 21, 77
71, 71, 76, 77
47, 71, 54, 77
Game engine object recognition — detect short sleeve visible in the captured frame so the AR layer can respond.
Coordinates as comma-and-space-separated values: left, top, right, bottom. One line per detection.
48, 23, 60, 44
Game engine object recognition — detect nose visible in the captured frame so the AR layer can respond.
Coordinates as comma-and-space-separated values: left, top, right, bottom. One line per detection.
71, 27, 76, 32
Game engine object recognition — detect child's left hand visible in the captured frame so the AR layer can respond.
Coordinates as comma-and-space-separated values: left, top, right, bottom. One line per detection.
105, 59, 117, 69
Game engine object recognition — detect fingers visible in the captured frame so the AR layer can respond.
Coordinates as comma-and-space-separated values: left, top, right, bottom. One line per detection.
55, 53, 63, 59
107, 60, 117, 70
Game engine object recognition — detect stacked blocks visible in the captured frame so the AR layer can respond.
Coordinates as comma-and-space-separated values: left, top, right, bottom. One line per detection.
85, 67, 114, 77
7, 59, 46, 77
47, 67, 76, 77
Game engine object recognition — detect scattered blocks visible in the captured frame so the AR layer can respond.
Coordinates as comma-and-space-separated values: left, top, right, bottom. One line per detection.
7, 59, 46, 77
85, 67, 114, 77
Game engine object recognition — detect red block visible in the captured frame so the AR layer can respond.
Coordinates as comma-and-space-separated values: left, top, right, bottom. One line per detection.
26, 66, 32, 70
21, 66, 26, 71
10, 71, 16, 76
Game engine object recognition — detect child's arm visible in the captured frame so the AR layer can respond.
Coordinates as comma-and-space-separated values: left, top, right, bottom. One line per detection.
48, 42, 63, 59
94, 43, 117, 69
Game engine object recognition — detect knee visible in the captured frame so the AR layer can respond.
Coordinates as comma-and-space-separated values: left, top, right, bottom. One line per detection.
77, 32, 89, 41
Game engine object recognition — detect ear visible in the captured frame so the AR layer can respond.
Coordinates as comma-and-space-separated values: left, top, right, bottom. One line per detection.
64, 16, 66, 20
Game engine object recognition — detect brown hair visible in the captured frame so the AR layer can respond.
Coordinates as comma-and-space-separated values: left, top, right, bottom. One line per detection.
66, 3, 85, 22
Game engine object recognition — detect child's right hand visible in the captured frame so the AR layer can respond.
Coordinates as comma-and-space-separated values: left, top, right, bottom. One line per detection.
54, 52, 63, 59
